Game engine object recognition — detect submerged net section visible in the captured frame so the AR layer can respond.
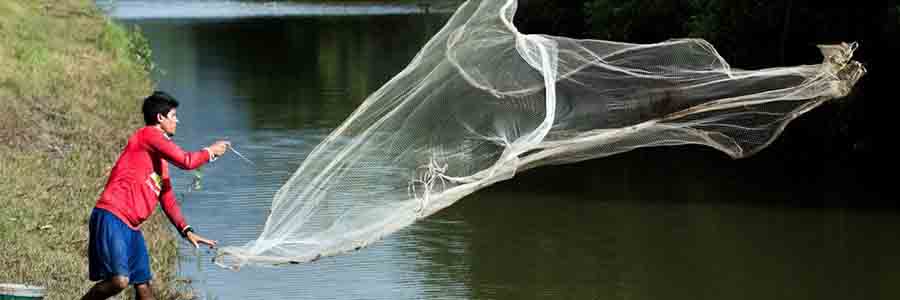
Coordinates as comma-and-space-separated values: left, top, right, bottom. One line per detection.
216, 0, 866, 268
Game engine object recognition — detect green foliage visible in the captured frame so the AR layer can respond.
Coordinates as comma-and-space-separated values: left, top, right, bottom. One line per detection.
581, 0, 845, 66
684, 0, 721, 40
6, 8, 54, 71
584, 0, 694, 42
99, 20, 155, 72
14, 43, 50, 67
584, 0, 735, 42
127, 25, 155, 72
97, 18, 127, 54
191, 168, 204, 192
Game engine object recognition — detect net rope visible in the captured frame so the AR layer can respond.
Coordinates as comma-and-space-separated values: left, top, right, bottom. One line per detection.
215, 0, 866, 268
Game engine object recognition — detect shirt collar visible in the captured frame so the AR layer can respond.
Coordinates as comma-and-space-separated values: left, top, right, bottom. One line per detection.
150, 125, 172, 140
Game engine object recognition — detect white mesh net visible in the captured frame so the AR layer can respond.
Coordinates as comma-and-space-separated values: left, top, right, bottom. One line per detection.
216, 0, 866, 268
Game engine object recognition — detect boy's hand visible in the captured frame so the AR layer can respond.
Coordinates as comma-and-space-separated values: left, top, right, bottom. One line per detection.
186, 231, 218, 249
207, 140, 230, 157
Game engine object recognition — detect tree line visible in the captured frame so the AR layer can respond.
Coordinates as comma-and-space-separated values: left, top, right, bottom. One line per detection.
514, 0, 896, 162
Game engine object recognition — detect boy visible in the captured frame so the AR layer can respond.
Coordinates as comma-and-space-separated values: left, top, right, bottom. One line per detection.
81, 91, 229, 300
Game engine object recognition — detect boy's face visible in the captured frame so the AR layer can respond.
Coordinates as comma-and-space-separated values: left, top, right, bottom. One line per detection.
158, 109, 178, 136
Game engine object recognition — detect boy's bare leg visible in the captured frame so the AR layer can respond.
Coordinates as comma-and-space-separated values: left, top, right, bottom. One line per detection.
81, 276, 129, 300
135, 282, 156, 300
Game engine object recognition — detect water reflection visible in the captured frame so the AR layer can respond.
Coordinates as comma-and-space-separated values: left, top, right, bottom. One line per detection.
132, 14, 458, 299
136, 15, 439, 131
96, 0, 428, 19
435, 147, 897, 300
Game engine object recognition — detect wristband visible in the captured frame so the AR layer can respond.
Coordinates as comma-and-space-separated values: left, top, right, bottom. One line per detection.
204, 148, 218, 162
181, 226, 194, 238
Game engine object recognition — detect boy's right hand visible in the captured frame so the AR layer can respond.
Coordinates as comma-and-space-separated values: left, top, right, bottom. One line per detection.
208, 140, 230, 157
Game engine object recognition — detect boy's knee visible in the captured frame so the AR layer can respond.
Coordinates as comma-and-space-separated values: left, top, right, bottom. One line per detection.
135, 282, 155, 300
110, 276, 130, 291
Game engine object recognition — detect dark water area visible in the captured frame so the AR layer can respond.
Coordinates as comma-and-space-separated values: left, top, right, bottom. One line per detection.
103, 1, 897, 299
513, 0, 896, 177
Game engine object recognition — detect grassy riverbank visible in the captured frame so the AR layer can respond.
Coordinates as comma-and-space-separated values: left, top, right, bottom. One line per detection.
0, 0, 189, 299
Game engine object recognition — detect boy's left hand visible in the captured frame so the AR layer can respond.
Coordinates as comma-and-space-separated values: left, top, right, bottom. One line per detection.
186, 231, 218, 249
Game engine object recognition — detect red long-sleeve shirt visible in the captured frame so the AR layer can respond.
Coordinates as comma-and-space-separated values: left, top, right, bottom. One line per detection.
95, 126, 211, 234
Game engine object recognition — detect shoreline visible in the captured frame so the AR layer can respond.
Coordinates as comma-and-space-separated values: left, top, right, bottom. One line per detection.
0, 1, 189, 299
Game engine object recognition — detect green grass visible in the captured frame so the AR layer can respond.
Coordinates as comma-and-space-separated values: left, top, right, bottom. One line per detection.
0, 0, 191, 299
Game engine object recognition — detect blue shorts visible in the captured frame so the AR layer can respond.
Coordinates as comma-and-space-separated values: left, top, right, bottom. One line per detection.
88, 208, 152, 285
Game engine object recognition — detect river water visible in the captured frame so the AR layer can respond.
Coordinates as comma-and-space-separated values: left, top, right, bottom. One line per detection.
98, 1, 897, 299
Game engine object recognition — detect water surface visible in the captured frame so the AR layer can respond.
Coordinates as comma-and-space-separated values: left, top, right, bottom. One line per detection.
114, 3, 897, 299
97, 0, 427, 19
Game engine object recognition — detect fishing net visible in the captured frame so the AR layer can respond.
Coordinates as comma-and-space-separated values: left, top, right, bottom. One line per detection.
216, 0, 866, 268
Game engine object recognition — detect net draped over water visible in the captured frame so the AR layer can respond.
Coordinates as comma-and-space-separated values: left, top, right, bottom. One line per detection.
216, 0, 866, 268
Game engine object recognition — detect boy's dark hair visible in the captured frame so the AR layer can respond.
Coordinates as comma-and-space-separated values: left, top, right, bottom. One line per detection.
142, 91, 179, 125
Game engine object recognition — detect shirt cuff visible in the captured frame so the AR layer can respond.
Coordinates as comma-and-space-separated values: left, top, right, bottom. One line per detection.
181, 225, 194, 238
204, 148, 218, 162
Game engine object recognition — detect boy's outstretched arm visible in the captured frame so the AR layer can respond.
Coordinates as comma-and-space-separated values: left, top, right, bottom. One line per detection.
144, 129, 229, 170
